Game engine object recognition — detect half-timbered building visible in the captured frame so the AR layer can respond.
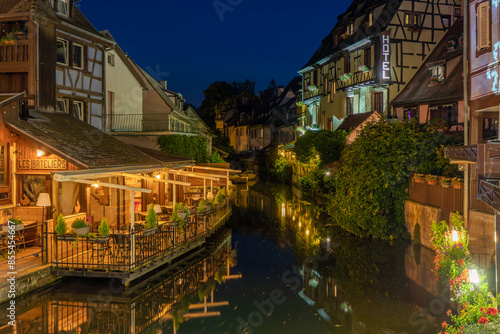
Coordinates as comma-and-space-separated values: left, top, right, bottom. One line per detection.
298, 0, 462, 130
0, 0, 113, 129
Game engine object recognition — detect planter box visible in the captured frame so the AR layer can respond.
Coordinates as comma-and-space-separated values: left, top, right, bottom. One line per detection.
74, 226, 90, 236
57, 235, 76, 242
441, 183, 452, 188
426, 179, 438, 185
414, 177, 425, 183
453, 183, 464, 189
2, 223, 24, 232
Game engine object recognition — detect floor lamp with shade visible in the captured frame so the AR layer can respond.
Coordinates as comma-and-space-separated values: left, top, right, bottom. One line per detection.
36, 193, 51, 224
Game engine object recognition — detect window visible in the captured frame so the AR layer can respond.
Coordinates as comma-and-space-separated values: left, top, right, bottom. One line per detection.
0, 145, 7, 185
72, 101, 84, 121
364, 47, 371, 67
429, 65, 445, 84
58, 0, 69, 16
369, 13, 373, 26
430, 104, 458, 124
346, 97, 354, 116
405, 12, 421, 26
345, 56, 351, 73
324, 77, 328, 94
108, 54, 115, 66
72, 43, 83, 69
442, 15, 451, 29
476, 1, 491, 51
404, 107, 419, 121
260, 129, 264, 137
57, 98, 68, 112
56, 38, 68, 65
0, 144, 10, 204
346, 22, 354, 35
483, 118, 498, 140
372, 92, 384, 113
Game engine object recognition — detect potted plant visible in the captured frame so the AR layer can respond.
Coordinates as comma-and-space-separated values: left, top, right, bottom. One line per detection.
425, 174, 438, 185
173, 203, 190, 233
144, 204, 158, 236
197, 200, 206, 215
89, 218, 110, 243
72, 218, 90, 236
452, 177, 464, 189
214, 189, 226, 207
2, 218, 24, 232
11, 27, 27, 39
308, 85, 317, 91
56, 214, 75, 241
0, 33, 18, 46
340, 32, 351, 39
414, 173, 426, 183
440, 177, 453, 188
339, 73, 352, 82
428, 77, 440, 86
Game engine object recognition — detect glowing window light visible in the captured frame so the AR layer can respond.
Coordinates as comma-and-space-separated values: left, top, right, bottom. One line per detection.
156, 174, 161, 179
306, 229, 309, 236
91, 183, 99, 188
452, 230, 459, 242
469, 269, 480, 284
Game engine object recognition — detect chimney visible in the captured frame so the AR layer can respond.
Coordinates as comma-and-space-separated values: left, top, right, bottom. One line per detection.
160, 80, 168, 90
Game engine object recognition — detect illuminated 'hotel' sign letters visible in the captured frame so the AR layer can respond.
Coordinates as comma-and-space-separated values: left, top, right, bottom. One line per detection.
380, 30, 391, 83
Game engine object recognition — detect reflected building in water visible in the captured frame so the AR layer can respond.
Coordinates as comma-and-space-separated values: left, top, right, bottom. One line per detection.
0, 230, 239, 334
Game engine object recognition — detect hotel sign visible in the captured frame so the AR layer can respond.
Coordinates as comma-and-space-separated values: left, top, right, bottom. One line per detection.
380, 30, 391, 83
18, 159, 67, 170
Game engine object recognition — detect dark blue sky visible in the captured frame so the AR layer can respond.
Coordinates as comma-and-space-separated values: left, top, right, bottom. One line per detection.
80, 0, 350, 107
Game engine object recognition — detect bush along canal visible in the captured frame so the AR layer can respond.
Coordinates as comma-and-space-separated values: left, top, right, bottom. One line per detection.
0, 183, 463, 333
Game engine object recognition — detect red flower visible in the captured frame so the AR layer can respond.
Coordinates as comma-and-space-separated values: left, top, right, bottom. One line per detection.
442, 321, 448, 328
481, 307, 485, 312
458, 259, 465, 266
478, 316, 490, 324
487, 307, 498, 315
446, 309, 452, 316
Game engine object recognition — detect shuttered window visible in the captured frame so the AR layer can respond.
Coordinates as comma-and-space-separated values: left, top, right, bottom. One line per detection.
477, 1, 491, 51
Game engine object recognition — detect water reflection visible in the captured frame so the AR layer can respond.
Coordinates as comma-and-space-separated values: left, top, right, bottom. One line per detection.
234, 182, 451, 333
0, 229, 238, 334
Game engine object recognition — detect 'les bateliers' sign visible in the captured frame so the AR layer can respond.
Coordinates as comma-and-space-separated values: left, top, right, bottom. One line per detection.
380, 30, 391, 83
18, 159, 67, 170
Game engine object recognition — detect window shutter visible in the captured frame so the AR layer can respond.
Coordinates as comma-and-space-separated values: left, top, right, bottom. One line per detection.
477, 2, 491, 51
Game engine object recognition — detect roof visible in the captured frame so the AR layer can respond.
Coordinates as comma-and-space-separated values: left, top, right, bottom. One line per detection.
6, 111, 162, 169
132, 146, 194, 164
300, 0, 402, 70
392, 19, 464, 106
336, 111, 376, 132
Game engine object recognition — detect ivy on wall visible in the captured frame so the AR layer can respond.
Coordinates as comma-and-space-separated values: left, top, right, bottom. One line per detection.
158, 135, 209, 162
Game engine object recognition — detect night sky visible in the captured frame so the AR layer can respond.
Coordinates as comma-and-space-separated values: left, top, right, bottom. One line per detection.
80, 0, 350, 107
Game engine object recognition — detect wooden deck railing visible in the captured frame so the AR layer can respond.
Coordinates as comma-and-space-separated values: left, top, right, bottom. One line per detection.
408, 175, 464, 223
0, 40, 29, 63
44, 204, 232, 278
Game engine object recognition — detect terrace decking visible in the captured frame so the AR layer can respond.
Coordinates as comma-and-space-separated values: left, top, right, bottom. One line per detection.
45, 205, 232, 285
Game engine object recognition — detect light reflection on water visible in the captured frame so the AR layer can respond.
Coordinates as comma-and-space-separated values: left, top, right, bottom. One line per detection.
0, 183, 454, 333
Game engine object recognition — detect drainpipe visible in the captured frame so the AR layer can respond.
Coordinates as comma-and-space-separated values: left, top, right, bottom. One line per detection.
463, 2, 469, 229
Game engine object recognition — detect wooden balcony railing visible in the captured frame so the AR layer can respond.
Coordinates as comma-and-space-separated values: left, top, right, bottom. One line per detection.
336, 68, 376, 90
478, 180, 500, 212
445, 145, 478, 163
0, 40, 29, 63
105, 113, 196, 134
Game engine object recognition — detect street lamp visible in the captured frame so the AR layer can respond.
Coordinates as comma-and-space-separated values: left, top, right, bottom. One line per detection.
469, 269, 480, 284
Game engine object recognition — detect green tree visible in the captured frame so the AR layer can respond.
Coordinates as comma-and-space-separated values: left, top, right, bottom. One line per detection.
158, 135, 209, 162
198, 81, 237, 129
268, 78, 277, 90
327, 120, 455, 240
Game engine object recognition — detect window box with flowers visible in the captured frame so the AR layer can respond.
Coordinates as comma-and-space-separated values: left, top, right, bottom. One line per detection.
2, 218, 23, 233
428, 77, 440, 86
407, 24, 422, 33
296, 101, 305, 107
340, 32, 351, 39
308, 85, 317, 91
339, 73, 352, 82
452, 177, 464, 189
440, 177, 453, 188
426, 174, 438, 185
0, 33, 18, 46
358, 65, 370, 74
447, 39, 457, 51
414, 173, 426, 183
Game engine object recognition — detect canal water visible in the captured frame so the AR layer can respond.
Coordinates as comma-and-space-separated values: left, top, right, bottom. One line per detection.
0, 182, 450, 333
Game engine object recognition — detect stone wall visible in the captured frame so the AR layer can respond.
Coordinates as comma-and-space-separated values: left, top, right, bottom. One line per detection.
0, 265, 59, 304
405, 200, 442, 250
468, 210, 495, 269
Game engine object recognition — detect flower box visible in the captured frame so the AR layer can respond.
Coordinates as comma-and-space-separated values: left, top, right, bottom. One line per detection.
74, 226, 90, 236
339, 73, 352, 82
2, 222, 24, 233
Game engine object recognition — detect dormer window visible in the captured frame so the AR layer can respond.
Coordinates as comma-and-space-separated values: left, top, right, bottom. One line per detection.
58, 0, 70, 17
405, 12, 421, 26
428, 64, 444, 85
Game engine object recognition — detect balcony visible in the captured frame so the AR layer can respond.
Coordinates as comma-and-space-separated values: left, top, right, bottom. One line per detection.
444, 145, 478, 163
0, 40, 29, 72
336, 67, 376, 90
105, 113, 196, 134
